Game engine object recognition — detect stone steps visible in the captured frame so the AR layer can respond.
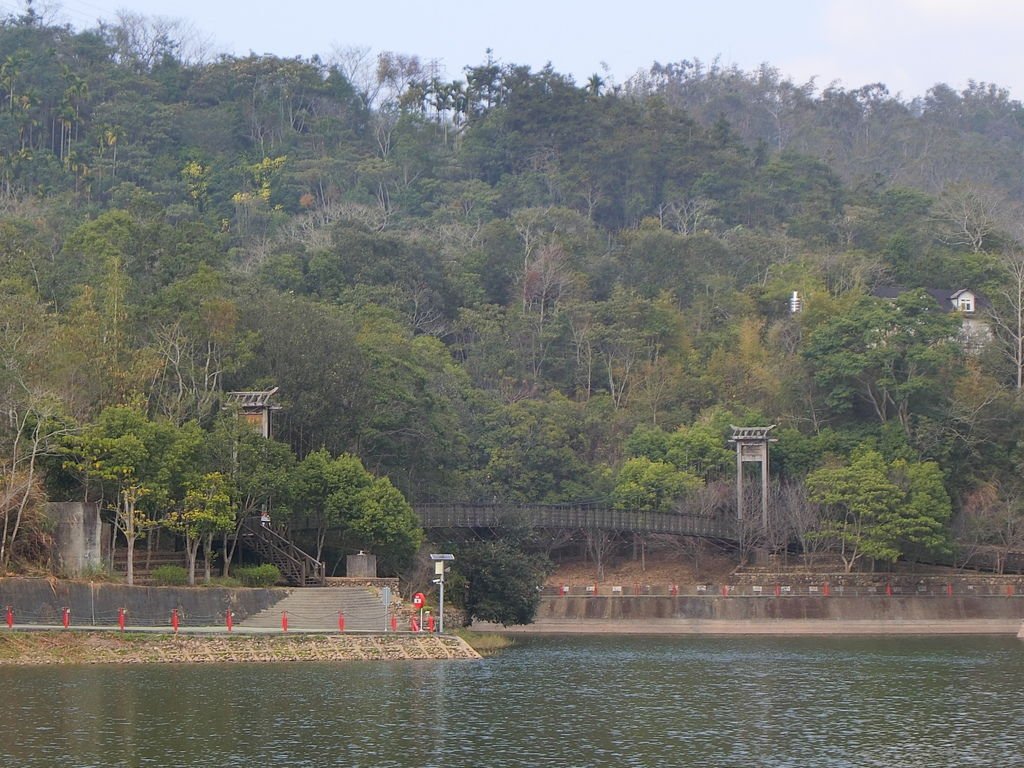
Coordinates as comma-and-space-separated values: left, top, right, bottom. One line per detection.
238, 587, 390, 631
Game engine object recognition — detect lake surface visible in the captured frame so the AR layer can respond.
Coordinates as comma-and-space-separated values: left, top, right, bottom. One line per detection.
2, 635, 1023, 767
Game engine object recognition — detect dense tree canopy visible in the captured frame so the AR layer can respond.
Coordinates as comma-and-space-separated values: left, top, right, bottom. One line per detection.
4, 10, 1024, 580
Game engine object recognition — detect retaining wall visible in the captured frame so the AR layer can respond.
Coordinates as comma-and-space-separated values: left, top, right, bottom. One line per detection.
538, 594, 1024, 622
0, 578, 284, 628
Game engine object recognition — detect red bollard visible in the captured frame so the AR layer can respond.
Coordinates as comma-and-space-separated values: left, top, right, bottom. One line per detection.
774, 583, 781, 597
721, 585, 729, 597
823, 583, 831, 597
390, 614, 397, 632
62, 607, 70, 629
5, 606, 12, 629
947, 583, 953, 597
1008, 584, 1015, 597
885, 583, 893, 597
338, 612, 345, 632
118, 607, 126, 632
226, 610, 234, 632
410, 616, 419, 632
281, 611, 288, 632
171, 609, 180, 633
427, 614, 436, 632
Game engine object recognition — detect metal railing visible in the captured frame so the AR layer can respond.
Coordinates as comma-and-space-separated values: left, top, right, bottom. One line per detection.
414, 503, 737, 539
541, 581, 1024, 598
239, 517, 325, 586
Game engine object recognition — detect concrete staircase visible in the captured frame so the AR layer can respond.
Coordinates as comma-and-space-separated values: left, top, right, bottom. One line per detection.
237, 586, 389, 632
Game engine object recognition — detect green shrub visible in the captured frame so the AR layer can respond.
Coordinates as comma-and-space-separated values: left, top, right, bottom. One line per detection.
78, 564, 116, 582
151, 565, 188, 586
234, 564, 281, 587
208, 576, 241, 588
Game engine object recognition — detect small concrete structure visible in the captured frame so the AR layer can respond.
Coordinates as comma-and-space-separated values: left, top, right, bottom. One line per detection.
45, 502, 102, 577
346, 551, 377, 578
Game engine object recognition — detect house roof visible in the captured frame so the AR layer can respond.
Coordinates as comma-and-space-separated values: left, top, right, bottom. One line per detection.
225, 387, 281, 409
871, 286, 989, 312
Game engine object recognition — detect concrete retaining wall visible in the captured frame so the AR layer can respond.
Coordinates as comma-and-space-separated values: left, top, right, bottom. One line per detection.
538, 594, 1024, 622
0, 578, 285, 628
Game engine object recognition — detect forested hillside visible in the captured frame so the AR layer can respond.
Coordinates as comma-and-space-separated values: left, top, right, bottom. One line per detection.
3, 8, 1024, 576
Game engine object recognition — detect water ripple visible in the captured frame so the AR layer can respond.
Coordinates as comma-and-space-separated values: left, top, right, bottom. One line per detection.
2, 636, 1023, 767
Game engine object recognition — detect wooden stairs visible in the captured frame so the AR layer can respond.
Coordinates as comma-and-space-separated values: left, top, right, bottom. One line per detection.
238, 516, 325, 587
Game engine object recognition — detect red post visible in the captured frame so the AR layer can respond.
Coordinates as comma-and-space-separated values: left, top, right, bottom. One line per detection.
281, 611, 288, 632
390, 614, 397, 632
721, 585, 729, 597
885, 583, 893, 597
171, 608, 180, 633
427, 614, 436, 632
947, 583, 953, 597
5, 606, 12, 629
338, 612, 345, 632
410, 616, 419, 632
118, 607, 126, 631
226, 610, 234, 632
1008, 584, 1015, 597
774, 583, 781, 597
823, 582, 830, 598
62, 607, 70, 629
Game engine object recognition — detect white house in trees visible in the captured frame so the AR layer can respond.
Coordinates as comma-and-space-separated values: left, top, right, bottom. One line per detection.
872, 286, 991, 350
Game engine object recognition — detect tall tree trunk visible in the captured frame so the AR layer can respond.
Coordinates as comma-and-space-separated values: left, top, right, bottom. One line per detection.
186, 539, 200, 586
203, 532, 214, 584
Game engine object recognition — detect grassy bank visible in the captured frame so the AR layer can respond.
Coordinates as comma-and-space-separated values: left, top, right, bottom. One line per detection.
456, 628, 515, 655
0, 631, 481, 664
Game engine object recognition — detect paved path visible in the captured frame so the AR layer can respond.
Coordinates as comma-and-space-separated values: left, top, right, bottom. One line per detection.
3, 623, 432, 635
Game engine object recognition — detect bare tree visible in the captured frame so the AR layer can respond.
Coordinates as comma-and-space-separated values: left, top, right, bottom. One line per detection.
107, 11, 212, 71
0, 291, 70, 571
584, 529, 620, 581
330, 45, 382, 110
933, 184, 1010, 254
773, 480, 828, 566
987, 248, 1024, 388
0, 399, 67, 572
659, 196, 715, 235
955, 479, 1024, 574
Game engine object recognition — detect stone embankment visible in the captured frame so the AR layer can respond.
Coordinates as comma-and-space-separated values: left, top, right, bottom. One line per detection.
0, 578, 481, 663
0, 631, 480, 665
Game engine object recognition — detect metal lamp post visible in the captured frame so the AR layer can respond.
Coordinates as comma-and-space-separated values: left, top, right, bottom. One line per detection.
430, 553, 454, 633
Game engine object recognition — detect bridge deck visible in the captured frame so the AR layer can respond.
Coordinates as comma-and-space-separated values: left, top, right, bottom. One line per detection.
413, 503, 737, 540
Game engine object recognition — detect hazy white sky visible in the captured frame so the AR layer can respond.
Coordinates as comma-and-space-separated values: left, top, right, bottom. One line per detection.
21, 0, 1024, 100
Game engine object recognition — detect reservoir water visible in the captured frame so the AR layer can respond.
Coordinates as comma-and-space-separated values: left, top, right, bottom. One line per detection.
2, 635, 1023, 767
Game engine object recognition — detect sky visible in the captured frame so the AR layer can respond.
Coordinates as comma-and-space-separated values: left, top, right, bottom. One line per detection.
16, 0, 1024, 101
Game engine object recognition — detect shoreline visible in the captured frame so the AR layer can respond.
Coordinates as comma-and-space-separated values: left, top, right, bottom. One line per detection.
471, 618, 1024, 635
0, 631, 482, 665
